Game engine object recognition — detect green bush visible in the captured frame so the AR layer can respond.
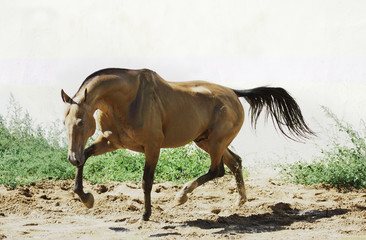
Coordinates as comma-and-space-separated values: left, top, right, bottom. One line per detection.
156, 144, 211, 183
84, 150, 145, 183
84, 143, 211, 184
279, 107, 366, 189
0, 95, 74, 187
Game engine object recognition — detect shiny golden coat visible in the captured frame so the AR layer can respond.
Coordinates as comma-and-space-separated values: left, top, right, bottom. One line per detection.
62, 68, 313, 221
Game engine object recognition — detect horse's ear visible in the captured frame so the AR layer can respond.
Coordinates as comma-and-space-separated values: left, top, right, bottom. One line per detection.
83, 88, 87, 103
61, 89, 74, 104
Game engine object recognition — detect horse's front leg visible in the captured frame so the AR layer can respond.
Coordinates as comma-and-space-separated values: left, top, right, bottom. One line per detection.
141, 148, 160, 221
85, 134, 117, 158
73, 135, 117, 209
73, 166, 94, 208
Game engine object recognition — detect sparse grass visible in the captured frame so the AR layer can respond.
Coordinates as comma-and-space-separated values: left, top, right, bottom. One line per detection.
278, 107, 366, 189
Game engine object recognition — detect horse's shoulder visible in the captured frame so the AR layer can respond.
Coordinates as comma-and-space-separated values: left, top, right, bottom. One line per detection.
138, 69, 160, 82
136, 69, 169, 95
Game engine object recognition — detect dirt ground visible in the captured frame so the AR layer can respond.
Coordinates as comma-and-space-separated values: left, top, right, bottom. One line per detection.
1, 171, 366, 240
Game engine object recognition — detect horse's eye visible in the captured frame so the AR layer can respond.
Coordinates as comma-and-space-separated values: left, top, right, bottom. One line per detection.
76, 119, 83, 127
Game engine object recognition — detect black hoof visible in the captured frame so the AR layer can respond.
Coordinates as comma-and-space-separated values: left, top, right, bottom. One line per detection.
142, 212, 151, 221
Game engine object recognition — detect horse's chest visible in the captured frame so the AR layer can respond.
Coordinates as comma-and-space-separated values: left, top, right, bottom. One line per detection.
115, 128, 144, 152
100, 119, 144, 152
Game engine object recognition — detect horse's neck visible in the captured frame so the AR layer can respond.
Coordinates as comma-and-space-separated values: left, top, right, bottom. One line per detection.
84, 76, 137, 113
83, 70, 173, 115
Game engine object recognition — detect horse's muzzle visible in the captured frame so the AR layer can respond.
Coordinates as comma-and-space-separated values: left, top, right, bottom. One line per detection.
68, 151, 85, 167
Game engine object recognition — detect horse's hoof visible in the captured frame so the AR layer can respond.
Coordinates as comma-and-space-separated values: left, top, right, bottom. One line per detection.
175, 193, 188, 205
82, 192, 94, 208
141, 212, 151, 221
235, 196, 247, 207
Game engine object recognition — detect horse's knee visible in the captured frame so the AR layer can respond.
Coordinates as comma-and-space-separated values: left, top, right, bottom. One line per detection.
84, 144, 96, 160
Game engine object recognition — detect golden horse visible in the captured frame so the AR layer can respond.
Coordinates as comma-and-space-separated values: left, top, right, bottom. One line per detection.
61, 68, 314, 221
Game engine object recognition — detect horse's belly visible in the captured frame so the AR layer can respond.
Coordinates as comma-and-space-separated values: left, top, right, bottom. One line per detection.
161, 137, 193, 148
161, 124, 204, 148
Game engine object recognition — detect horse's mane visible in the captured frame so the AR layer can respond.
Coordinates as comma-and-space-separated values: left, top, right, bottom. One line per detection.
74, 68, 131, 98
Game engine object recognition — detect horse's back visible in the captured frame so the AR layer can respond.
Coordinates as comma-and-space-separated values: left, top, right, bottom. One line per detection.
156, 79, 244, 147
167, 80, 243, 113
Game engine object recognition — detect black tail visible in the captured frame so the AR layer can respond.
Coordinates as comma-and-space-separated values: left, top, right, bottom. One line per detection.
233, 87, 315, 141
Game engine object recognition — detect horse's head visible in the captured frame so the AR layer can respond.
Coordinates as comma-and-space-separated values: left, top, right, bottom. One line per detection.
61, 89, 96, 167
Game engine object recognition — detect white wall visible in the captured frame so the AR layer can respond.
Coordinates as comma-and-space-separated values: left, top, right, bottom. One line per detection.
1, 0, 366, 166
2, 0, 366, 58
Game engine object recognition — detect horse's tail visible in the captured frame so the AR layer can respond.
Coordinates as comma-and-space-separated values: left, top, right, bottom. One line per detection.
233, 87, 315, 140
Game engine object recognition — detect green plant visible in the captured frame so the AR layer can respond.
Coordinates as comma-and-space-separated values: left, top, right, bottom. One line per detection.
279, 106, 366, 189
0, 96, 74, 187
84, 150, 146, 183
155, 143, 211, 183
84, 143, 211, 184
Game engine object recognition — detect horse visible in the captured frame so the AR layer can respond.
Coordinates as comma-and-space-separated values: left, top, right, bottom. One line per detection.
61, 68, 314, 221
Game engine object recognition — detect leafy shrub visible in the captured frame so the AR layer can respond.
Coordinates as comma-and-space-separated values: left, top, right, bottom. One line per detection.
84, 143, 211, 184
84, 150, 146, 183
156, 143, 211, 183
0, 95, 74, 187
279, 107, 366, 189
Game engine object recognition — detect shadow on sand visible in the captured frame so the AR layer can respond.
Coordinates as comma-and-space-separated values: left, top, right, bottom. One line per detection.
185, 203, 349, 235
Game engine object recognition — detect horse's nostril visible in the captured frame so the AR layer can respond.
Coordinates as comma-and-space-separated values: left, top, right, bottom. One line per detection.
69, 159, 78, 166
68, 154, 75, 161
68, 154, 79, 166
67, 152, 84, 167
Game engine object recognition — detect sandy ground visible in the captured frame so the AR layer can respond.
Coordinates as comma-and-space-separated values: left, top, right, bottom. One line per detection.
1, 172, 366, 240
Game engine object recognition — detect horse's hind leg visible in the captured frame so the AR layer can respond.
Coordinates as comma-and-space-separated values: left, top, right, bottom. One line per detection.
223, 148, 247, 206
176, 141, 225, 205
